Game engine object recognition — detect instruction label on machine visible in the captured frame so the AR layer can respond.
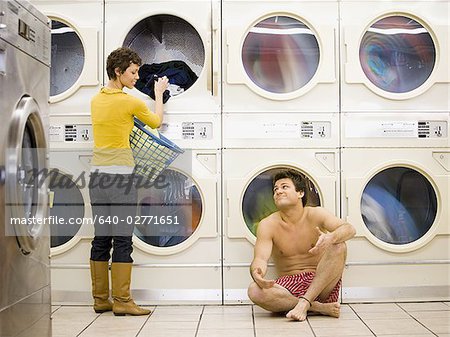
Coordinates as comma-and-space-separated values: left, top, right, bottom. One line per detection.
226, 121, 330, 139
49, 125, 64, 142
346, 121, 418, 138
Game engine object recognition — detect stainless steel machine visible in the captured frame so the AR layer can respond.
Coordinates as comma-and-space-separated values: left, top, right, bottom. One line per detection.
0, 1, 51, 336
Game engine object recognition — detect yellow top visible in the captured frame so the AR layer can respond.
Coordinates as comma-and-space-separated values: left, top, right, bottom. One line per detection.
91, 87, 161, 166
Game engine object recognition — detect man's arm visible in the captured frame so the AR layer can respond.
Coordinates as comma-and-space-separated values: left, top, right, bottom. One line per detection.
309, 207, 356, 255
250, 218, 275, 288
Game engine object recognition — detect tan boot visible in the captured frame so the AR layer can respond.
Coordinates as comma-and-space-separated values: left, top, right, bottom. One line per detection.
90, 260, 113, 313
111, 262, 151, 316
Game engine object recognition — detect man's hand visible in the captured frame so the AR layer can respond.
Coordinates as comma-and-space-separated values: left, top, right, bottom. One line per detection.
252, 267, 275, 289
308, 227, 333, 255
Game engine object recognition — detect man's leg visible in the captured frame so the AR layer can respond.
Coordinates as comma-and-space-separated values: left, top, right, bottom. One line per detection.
247, 282, 298, 312
248, 281, 342, 318
286, 242, 347, 321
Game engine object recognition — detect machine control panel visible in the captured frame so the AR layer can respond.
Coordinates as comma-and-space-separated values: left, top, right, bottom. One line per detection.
64, 124, 92, 142
0, 0, 51, 66
47, 124, 92, 142
181, 122, 213, 140
346, 120, 448, 139
300, 121, 331, 139
418, 121, 447, 138
160, 122, 213, 140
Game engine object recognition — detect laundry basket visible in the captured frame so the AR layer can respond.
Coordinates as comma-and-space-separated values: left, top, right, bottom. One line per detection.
130, 118, 184, 182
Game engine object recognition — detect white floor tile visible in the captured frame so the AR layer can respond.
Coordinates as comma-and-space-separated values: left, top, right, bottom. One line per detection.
196, 329, 255, 337
49, 303, 450, 337
201, 312, 252, 321
350, 303, 404, 313
203, 305, 253, 315
256, 328, 315, 337
398, 302, 450, 312
199, 318, 253, 330
363, 318, 432, 335
149, 312, 200, 321
409, 310, 450, 319
137, 329, 197, 337
416, 318, 450, 334
152, 305, 203, 315
355, 310, 411, 320
141, 320, 199, 330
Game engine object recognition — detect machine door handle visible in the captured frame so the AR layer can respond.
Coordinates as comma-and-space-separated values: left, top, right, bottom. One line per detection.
0, 166, 4, 185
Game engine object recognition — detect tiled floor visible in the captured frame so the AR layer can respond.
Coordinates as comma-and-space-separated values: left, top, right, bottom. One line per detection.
51, 302, 450, 337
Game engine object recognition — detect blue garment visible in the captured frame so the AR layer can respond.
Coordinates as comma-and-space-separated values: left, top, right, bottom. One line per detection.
136, 61, 198, 103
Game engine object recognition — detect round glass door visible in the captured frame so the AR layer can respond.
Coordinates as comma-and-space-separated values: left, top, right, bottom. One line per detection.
134, 169, 202, 248
359, 16, 436, 93
242, 16, 320, 94
20, 125, 38, 222
242, 168, 321, 236
50, 20, 85, 96
124, 15, 205, 98
6, 97, 48, 254
361, 167, 437, 245
48, 170, 85, 248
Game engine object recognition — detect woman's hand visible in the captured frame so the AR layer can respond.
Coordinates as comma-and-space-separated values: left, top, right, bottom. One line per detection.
154, 76, 169, 96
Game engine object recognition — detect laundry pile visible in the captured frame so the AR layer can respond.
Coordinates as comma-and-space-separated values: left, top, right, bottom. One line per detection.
135, 60, 198, 103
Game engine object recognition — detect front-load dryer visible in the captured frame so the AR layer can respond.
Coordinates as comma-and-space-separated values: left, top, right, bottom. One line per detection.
47, 115, 95, 304
222, 112, 340, 303
340, 0, 450, 113
31, 0, 103, 116
223, 0, 339, 113
0, 1, 51, 335
104, 0, 220, 114
341, 147, 450, 302
130, 114, 222, 303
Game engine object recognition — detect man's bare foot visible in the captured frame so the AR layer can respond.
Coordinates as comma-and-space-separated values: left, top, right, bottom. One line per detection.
310, 302, 340, 318
286, 297, 310, 321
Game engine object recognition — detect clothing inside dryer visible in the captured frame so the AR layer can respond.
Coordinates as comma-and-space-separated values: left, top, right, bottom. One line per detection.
241, 16, 320, 94
360, 167, 437, 245
135, 169, 202, 248
123, 15, 205, 98
359, 15, 436, 94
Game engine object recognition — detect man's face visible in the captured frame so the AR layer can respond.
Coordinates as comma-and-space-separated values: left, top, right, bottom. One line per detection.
273, 178, 303, 209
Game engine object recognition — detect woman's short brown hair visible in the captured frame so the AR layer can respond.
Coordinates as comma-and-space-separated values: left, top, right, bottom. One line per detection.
106, 47, 142, 80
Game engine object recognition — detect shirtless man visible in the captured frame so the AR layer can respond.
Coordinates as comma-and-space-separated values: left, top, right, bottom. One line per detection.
247, 169, 356, 321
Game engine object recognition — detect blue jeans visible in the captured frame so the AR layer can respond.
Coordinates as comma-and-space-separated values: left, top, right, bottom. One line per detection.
89, 172, 137, 263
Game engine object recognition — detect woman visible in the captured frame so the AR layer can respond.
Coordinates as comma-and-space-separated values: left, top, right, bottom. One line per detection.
88, 47, 168, 316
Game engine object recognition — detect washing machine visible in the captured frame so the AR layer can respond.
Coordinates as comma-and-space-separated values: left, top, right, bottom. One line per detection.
47, 115, 95, 304
104, 0, 220, 114
341, 113, 450, 302
341, 0, 450, 112
222, 113, 340, 303
0, 1, 51, 335
130, 114, 222, 304
222, 0, 339, 113
30, 0, 103, 116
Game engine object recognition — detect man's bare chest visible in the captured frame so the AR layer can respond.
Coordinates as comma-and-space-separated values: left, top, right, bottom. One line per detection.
272, 225, 319, 257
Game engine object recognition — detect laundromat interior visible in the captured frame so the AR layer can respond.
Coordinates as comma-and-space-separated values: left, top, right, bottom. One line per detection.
0, 0, 449, 336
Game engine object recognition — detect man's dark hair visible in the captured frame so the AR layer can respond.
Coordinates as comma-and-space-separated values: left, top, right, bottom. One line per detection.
106, 47, 142, 80
272, 169, 307, 207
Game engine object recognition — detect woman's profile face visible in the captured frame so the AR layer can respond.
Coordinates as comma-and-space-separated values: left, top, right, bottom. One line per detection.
117, 63, 140, 89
